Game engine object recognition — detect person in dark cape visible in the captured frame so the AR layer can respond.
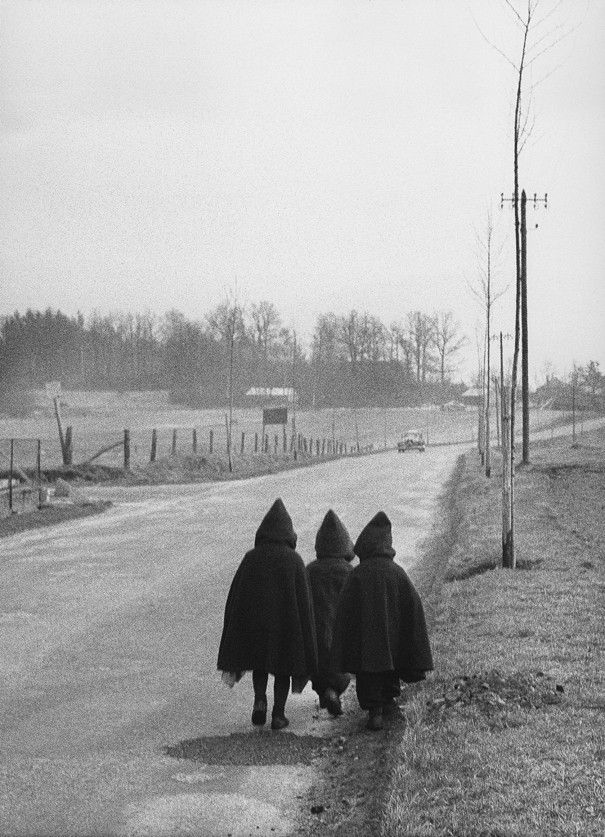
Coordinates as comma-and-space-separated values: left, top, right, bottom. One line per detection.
217, 498, 318, 730
328, 511, 433, 731
306, 509, 355, 717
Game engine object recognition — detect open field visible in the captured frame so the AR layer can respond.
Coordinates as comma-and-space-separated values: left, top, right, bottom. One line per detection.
0, 389, 578, 473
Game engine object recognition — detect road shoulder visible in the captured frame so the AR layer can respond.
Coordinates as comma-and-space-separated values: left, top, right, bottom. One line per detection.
293, 454, 465, 836
380, 428, 605, 836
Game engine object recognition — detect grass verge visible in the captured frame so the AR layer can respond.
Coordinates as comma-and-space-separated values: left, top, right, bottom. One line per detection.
381, 429, 605, 837
0, 500, 112, 538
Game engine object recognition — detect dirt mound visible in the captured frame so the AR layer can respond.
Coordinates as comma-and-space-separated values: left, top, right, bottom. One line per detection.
426, 669, 564, 720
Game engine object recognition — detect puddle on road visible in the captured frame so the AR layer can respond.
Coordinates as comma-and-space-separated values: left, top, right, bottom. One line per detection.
163, 730, 330, 766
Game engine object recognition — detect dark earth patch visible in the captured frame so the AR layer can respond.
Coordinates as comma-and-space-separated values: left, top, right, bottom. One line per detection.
163, 731, 333, 766
425, 669, 564, 721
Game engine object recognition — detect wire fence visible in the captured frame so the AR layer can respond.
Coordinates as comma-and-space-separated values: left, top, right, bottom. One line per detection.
0, 405, 574, 477
0, 438, 44, 518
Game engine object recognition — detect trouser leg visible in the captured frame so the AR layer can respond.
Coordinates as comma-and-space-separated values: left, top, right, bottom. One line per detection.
329, 672, 351, 696
381, 671, 401, 702
355, 672, 386, 710
311, 675, 329, 700
313, 672, 350, 700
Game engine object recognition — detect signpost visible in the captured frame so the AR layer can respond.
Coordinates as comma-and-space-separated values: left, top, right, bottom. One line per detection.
262, 407, 288, 456
262, 407, 288, 426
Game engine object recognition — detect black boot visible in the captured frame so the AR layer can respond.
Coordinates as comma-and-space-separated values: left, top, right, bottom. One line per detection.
251, 697, 267, 726
324, 688, 343, 717
366, 706, 384, 731
271, 711, 290, 730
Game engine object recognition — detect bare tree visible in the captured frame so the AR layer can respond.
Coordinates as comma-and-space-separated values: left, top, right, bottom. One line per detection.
205, 300, 246, 345
468, 211, 507, 476
407, 311, 436, 385
388, 321, 404, 363
207, 290, 244, 472
311, 313, 344, 406
432, 311, 468, 386
339, 310, 361, 366
250, 301, 281, 386
312, 314, 343, 364
477, 0, 575, 564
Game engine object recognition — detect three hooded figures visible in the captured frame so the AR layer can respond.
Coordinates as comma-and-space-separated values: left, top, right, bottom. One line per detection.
218, 499, 433, 731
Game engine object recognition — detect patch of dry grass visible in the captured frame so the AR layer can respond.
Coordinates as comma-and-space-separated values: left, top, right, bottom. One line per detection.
381, 430, 605, 837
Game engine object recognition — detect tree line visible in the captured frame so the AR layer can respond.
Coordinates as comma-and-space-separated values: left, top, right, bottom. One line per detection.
0, 305, 468, 414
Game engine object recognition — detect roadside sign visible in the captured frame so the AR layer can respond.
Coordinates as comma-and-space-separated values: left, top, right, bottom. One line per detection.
263, 407, 288, 425
45, 381, 62, 400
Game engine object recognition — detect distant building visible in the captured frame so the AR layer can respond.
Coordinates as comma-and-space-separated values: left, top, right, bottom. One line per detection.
460, 387, 483, 407
244, 387, 297, 404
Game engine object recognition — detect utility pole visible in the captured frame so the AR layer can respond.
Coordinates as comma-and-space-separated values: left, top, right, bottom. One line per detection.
501, 190, 547, 464
572, 364, 577, 446
499, 331, 514, 568
485, 238, 492, 478
227, 304, 237, 473
520, 191, 529, 464
522, 191, 547, 463
291, 331, 297, 461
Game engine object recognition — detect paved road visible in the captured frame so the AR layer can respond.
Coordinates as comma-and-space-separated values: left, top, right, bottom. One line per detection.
0, 445, 463, 836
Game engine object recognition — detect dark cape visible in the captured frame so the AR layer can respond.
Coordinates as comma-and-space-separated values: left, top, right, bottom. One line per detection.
217, 498, 318, 691
328, 511, 433, 680
306, 509, 355, 676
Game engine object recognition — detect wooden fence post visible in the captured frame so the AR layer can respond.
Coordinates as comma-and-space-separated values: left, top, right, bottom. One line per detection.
225, 414, 232, 473
255, 432, 258, 453
64, 426, 73, 466
124, 429, 131, 470
37, 439, 43, 508
283, 426, 287, 453
264, 434, 269, 453
172, 429, 177, 456
150, 429, 158, 462
9, 439, 14, 512
192, 428, 198, 454
209, 429, 214, 454
241, 432, 245, 454
274, 434, 278, 454
53, 396, 67, 464
316, 439, 320, 456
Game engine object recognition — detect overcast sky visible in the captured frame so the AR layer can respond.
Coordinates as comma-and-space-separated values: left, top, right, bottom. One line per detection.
1, 0, 604, 383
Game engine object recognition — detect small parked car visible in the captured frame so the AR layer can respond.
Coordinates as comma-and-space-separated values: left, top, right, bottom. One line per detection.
397, 430, 426, 453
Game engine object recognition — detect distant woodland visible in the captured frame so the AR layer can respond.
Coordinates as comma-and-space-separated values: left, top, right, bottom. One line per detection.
1, 304, 471, 414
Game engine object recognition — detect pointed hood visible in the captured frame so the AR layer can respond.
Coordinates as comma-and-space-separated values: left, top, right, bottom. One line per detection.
254, 498, 297, 549
315, 509, 355, 561
354, 511, 396, 561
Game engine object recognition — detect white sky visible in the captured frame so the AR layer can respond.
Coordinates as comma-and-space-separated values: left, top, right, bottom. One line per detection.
1, 0, 604, 384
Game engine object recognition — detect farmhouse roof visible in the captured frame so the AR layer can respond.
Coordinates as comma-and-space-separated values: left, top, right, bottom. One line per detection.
461, 387, 482, 399
245, 387, 296, 400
